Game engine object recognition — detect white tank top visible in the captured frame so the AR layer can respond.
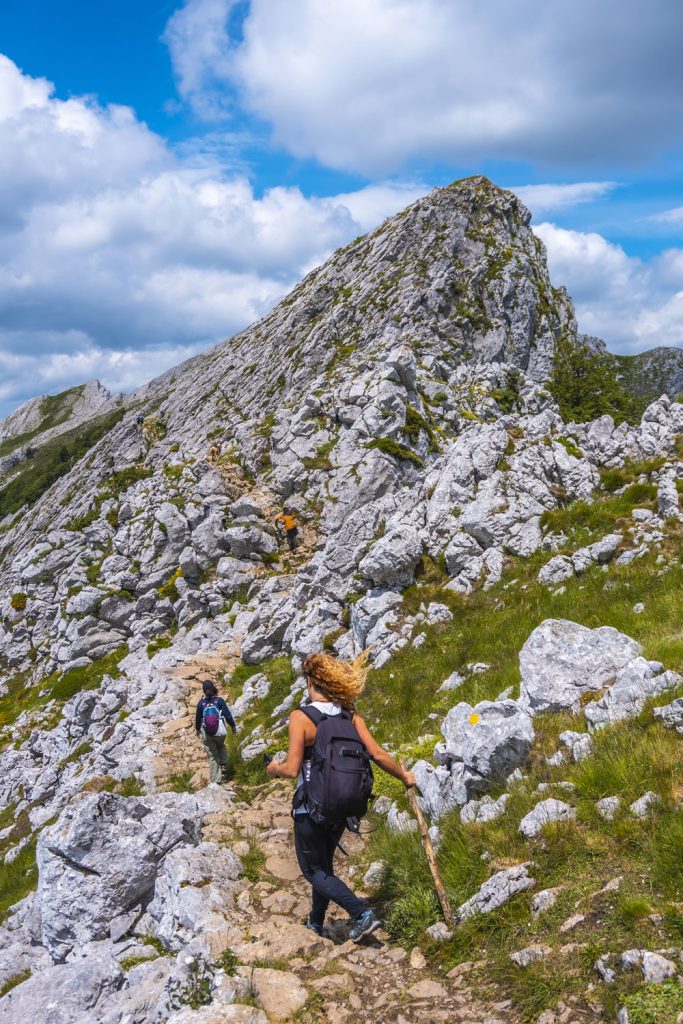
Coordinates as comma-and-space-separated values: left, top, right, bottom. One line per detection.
294, 700, 342, 816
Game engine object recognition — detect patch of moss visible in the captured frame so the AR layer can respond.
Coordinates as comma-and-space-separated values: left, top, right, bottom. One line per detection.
157, 567, 183, 602
365, 438, 424, 468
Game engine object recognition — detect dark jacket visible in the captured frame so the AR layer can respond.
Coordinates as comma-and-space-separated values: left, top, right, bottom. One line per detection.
196, 696, 236, 734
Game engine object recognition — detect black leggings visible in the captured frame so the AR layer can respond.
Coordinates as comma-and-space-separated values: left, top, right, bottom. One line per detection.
293, 814, 367, 926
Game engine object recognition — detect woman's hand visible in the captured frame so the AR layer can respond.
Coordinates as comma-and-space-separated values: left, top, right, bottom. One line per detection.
265, 758, 279, 778
403, 770, 416, 788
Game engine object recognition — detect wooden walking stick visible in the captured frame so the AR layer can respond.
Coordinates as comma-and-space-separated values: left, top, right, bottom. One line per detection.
401, 761, 456, 930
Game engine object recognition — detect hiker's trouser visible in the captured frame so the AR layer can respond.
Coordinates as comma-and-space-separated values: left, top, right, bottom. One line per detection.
286, 527, 299, 551
293, 813, 367, 925
201, 729, 229, 784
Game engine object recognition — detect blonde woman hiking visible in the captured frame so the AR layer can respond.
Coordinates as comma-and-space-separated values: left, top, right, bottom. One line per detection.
266, 651, 416, 942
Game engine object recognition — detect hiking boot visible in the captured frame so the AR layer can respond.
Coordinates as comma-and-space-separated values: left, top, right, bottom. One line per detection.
304, 918, 324, 937
349, 909, 381, 943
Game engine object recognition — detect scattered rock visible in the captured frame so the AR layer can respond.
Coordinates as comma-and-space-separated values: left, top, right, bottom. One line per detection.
653, 697, 683, 734
409, 947, 427, 970
425, 922, 453, 942
531, 888, 562, 917
460, 793, 510, 825
559, 913, 585, 933
249, 967, 309, 1021
362, 861, 385, 888
457, 863, 536, 921
509, 944, 553, 966
519, 799, 576, 838
596, 796, 621, 821
629, 792, 660, 818
584, 657, 681, 730
406, 979, 447, 999
642, 951, 677, 983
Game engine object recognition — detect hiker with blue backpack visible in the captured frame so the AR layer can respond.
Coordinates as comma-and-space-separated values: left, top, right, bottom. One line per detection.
195, 680, 237, 784
266, 651, 416, 942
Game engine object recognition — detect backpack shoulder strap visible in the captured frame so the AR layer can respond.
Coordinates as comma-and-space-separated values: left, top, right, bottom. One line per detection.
298, 705, 326, 726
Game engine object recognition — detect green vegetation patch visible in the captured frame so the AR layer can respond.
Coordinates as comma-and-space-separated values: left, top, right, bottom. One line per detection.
147, 635, 173, 658
0, 836, 38, 920
46, 645, 127, 704
302, 437, 337, 472
164, 770, 196, 793
403, 404, 439, 453
549, 335, 647, 425
622, 981, 683, 1024
365, 438, 424, 468
157, 567, 183, 602
238, 834, 266, 883
0, 970, 31, 998
67, 464, 153, 531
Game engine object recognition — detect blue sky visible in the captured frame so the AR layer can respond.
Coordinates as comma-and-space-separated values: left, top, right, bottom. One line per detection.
0, 0, 682, 417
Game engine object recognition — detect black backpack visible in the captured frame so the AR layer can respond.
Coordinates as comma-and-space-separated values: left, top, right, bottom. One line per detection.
297, 707, 374, 826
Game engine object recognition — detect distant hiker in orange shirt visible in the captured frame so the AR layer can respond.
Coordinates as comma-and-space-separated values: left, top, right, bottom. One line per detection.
275, 510, 299, 551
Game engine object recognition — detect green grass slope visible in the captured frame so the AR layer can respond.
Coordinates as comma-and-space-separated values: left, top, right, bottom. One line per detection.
343, 455, 683, 1022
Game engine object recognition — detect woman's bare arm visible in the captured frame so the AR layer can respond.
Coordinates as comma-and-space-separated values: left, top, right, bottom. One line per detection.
353, 714, 415, 787
266, 710, 308, 779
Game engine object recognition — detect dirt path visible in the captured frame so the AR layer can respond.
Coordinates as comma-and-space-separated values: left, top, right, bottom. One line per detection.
154, 648, 520, 1024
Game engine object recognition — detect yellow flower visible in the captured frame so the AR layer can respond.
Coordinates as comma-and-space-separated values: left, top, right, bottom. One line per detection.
469, 713, 480, 726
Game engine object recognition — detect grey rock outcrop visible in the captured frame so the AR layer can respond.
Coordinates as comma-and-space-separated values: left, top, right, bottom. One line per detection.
653, 697, 683, 733
358, 526, 422, 589
584, 657, 681, 730
441, 699, 534, 794
36, 791, 200, 959
518, 619, 641, 715
519, 799, 576, 838
0, 950, 125, 1024
456, 863, 535, 921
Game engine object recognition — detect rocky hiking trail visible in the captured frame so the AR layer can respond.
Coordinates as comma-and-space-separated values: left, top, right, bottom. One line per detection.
156, 651, 521, 1024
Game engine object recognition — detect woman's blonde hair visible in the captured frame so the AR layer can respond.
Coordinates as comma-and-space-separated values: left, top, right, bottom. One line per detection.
303, 650, 369, 712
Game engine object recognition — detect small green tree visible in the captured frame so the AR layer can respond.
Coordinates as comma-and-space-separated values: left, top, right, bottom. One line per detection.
549, 336, 643, 425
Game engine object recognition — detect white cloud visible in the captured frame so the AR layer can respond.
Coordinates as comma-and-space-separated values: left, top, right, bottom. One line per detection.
510, 182, 619, 217
536, 222, 683, 352
0, 55, 428, 418
165, 0, 683, 175
649, 205, 683, 226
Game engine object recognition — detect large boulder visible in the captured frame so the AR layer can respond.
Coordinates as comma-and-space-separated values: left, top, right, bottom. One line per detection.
225, 524, 278, 560
350, 589, 403, 648
147, 842, 242, 951
36, 792, 200, 959
0, 951, 124, 1024
518, 619, 641, 715
441, 699, 534, 794
358, 526, 422, 589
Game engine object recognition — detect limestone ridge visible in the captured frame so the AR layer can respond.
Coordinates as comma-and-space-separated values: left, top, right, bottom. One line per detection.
0, 176, 682, 1022
0, 381, 116, 487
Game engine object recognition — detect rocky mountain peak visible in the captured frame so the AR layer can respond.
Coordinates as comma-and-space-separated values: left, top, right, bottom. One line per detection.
1, 176, 683, 1024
